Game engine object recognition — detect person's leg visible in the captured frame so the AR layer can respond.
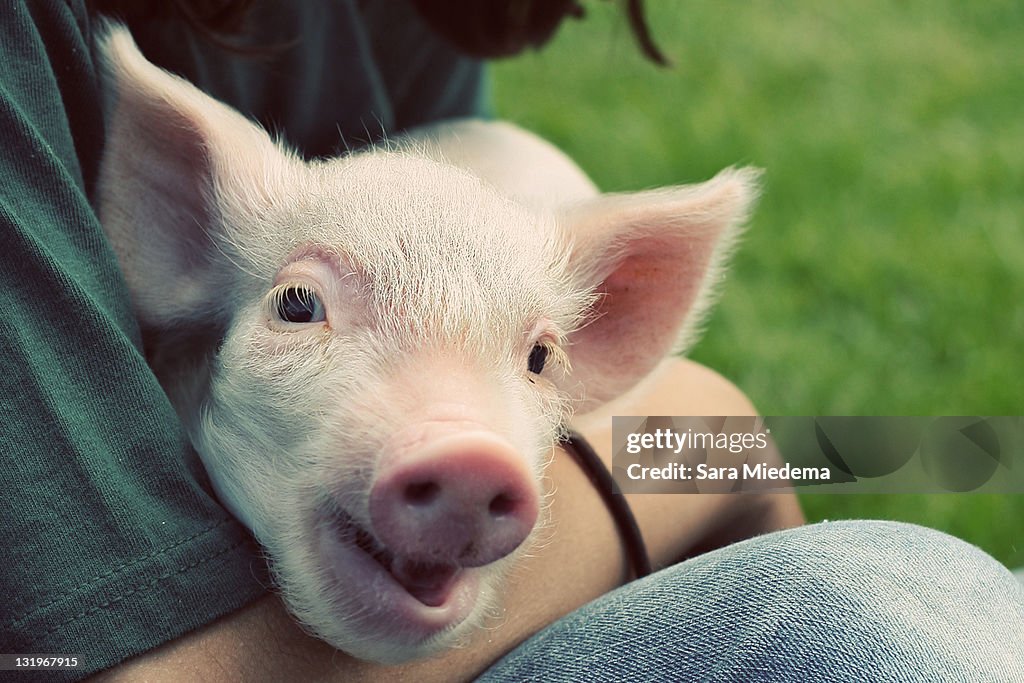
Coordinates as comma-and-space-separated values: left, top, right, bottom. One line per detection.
478, 520, 1024, 682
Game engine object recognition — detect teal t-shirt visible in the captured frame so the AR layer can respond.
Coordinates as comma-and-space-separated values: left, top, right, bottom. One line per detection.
0, 1, 484, 677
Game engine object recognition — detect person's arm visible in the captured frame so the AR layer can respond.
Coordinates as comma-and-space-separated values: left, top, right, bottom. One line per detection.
92, 358, 802, 682
575, 358, 806, 568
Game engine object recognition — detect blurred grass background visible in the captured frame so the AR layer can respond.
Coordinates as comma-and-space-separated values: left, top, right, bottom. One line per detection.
491, 1, 1023, 566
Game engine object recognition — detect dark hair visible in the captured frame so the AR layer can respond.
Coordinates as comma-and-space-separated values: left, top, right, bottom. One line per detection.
87, 0, 667, 65
411, 0, 668, 65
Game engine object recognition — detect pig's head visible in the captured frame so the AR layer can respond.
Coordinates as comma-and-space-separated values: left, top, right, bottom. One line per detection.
97, 26, 757, 663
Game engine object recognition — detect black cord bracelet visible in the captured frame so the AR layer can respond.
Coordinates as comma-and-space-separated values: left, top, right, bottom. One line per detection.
559, 430, 653, 580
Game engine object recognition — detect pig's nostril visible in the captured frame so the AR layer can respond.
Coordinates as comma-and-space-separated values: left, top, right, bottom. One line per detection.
403, 481, 441, 507
488, 493, 517, 517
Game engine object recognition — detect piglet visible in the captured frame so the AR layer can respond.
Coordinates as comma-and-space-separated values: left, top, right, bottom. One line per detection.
96, 24, 757, 664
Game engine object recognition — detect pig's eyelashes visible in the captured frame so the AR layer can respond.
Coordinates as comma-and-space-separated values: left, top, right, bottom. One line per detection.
273, 285, 327, 324
526, 340, 570, 378
528, 343, 549, 374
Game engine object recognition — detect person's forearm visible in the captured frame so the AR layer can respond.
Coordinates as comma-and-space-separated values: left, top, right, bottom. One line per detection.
573, 357, 805, 569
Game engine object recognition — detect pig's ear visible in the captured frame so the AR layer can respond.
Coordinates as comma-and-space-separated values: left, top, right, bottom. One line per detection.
96, 23, 284, 328
560, 168, 760, 410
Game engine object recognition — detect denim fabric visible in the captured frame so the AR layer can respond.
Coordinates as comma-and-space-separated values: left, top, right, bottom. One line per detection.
479, 521, 1024, 682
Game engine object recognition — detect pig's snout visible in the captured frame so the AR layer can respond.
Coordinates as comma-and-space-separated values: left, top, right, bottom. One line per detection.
369, 435, 539, 567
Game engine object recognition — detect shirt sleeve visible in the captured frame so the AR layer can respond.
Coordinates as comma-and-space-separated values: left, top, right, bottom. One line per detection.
0, 2, 268, 678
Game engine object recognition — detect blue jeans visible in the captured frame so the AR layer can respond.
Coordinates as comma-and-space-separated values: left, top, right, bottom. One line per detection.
478, 521, 1024, 682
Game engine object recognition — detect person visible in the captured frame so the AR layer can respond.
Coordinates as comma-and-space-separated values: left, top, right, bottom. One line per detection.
1, 2, 1020, 680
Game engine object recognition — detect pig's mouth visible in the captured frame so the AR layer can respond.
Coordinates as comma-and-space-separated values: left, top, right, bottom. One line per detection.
321, 501, 471, 610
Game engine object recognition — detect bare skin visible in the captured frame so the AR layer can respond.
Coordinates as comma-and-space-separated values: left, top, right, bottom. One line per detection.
91, 358, 804, 682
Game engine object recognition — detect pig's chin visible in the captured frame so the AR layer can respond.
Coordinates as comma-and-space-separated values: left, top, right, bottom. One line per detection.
314, 500, 483, 653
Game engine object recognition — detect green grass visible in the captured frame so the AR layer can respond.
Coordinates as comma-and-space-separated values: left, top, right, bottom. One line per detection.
491, 2, 1024, 567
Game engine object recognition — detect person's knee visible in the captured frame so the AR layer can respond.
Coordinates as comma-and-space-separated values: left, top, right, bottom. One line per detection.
729, 520, 1022, 622
764, 520, 1018, 598
707, 520, 1024, 680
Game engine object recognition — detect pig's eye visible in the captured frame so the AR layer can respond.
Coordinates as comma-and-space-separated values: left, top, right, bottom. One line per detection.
528, 343, 549, 374
275, 286, 326, 324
